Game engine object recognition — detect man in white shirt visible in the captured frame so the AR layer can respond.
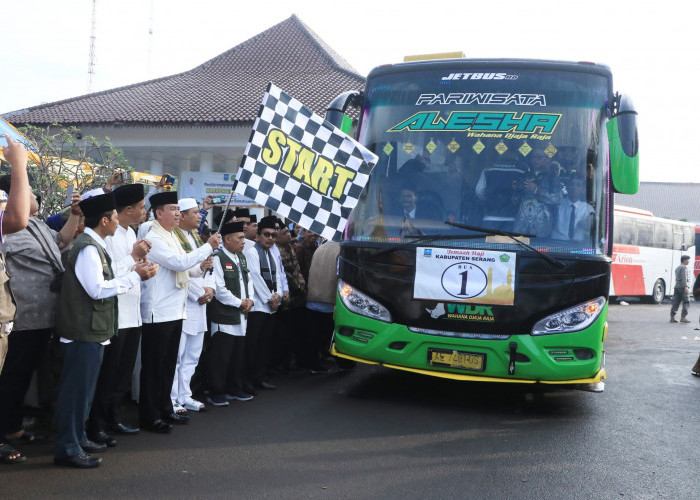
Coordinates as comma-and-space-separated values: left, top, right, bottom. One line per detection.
87, 184, 150, 446
243, 216, 282, 392
170, 198, 215, 413
551, 177, 595, 244
53, 193, 157, 468
139, 191, 220, 434
206, 221, 254, 405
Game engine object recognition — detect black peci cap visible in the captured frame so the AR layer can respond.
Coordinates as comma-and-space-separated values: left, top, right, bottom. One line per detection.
149, 191, 178, 207
214, 209, 235, 227
113, 183, 145, 208
220, 221, 246, 236
232, 208, 250, 219
79, 192, 116, 218
258, 215, 277, 231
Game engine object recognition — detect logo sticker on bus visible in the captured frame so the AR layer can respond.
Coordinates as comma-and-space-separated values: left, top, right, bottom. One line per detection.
441, 73, 518, 81
389, 111, 561, 135
425, 303, 496, 322
415, 93, 546, 106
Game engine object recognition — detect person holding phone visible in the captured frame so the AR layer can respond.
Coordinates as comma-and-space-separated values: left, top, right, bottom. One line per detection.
0, 174, 82, 461
0, 135, 32, 465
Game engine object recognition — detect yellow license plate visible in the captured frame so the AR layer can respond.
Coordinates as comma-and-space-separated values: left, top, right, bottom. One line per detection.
428, 348, 485, 372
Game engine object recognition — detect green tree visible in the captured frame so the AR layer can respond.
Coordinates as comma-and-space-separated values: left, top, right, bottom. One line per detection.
11, 123, 132, 218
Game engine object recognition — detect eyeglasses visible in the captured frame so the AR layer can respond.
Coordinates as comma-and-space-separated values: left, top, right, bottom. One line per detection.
262, 231, 278, 238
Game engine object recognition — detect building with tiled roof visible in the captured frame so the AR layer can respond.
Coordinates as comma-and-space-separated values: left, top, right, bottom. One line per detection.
617, 182, 700, 224
4, 15, 366, 183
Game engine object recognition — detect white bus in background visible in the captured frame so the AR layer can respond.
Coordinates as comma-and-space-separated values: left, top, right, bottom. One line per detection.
611, 205, 696, 303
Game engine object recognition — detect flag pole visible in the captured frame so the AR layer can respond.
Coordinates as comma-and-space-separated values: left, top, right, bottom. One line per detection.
216, 180, 238, 230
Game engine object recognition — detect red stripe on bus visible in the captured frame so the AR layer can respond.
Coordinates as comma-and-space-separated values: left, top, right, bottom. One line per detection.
612, 244, 641, 254
611, 264, 646, 295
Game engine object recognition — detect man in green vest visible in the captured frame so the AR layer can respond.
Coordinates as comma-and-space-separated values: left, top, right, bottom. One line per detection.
53, 193, 157, 469
206, 221, 254, 405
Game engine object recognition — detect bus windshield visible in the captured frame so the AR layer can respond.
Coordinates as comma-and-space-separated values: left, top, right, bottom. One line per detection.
347, 67, 611, 256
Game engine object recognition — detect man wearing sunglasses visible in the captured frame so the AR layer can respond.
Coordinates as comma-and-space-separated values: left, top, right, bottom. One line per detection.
243, 216, 282, 393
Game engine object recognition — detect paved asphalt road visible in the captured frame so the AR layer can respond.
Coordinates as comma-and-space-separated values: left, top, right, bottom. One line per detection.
2, 302, 699, 499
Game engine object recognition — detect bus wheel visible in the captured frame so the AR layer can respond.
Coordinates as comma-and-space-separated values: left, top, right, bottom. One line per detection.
649, 279, 665, 304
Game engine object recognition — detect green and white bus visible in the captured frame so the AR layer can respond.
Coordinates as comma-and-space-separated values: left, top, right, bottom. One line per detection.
326, 58, 638, 391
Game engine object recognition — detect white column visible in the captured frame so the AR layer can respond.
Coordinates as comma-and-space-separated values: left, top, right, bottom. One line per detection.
199, 151, 213, 173
180, 157, 191, 173
150, 151, 163, 176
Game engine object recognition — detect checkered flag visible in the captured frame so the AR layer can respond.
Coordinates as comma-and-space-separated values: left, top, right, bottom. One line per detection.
235, 83, 378, 241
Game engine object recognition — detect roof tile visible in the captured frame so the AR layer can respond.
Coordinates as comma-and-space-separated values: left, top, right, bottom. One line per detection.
6, 15, 365, 126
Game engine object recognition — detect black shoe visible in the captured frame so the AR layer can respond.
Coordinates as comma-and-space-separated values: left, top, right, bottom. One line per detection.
80, 440, 107, 454
257, 381, 277, 390
166, 412, 190, 424
206, 395, 230, 407
144, 419, 173, 434
225, 391, 254, 402
107, 422, 140, 435
87, 431, 117, 448
243, 385, 258, 396
54, 452, 102, 468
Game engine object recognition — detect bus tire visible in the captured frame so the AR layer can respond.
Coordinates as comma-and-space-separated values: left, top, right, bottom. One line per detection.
648, 279, 666, 304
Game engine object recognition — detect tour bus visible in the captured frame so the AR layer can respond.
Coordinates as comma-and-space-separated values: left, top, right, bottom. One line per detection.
325, 58, 639, 390
611, 205, 695, 303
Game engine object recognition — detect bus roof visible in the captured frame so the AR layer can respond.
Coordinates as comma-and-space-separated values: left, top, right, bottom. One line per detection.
367, 58, 613, 80
614, 205, 654, 217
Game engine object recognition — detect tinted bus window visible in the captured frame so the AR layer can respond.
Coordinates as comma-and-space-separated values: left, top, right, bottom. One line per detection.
654, 223, 672, 249
637, 220, 654, 247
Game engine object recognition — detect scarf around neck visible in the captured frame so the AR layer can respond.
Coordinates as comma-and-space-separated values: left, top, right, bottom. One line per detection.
151, 221, 190, 289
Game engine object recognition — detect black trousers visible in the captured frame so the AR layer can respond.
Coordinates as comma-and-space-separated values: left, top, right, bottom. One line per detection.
139, 320, 182, 425
207, 331, 246, 396
88, 326, 141, 432
270, 308, 297, 371
244, 312, 274, 386
298, 309, 333, 369
0, 328, 52, 436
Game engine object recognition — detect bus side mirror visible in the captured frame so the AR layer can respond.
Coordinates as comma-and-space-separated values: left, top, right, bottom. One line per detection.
608, 93, 639, 194
325, 91, 363, 134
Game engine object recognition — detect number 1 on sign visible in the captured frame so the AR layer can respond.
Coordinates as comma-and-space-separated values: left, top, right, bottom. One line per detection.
459, 270, 469, 295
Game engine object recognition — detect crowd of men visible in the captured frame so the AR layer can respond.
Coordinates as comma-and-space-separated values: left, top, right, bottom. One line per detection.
0, 137, 344, 468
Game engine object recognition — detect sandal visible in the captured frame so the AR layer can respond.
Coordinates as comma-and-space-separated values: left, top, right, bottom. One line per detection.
172, 402, 188, 415
0, 443, 26, 464
5, 431, 51, 445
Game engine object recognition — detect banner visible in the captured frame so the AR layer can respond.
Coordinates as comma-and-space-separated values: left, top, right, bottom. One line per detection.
0, 117, 41, 164
235, 83, 378, 241
414, 247, 517, 305
178, 171, 257, 206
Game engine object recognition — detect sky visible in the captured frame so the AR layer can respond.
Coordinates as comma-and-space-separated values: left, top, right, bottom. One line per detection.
2, 0, 699, 183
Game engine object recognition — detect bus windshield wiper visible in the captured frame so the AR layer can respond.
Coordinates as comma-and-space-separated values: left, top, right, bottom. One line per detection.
373, 233, 482, 257
443, 221, 566, 270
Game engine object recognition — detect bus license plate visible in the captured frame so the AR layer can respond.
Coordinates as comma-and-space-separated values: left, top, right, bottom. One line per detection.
428, 348, 485, 372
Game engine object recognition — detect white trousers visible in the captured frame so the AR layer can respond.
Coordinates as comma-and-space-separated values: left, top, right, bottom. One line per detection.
170, 330, 205, 405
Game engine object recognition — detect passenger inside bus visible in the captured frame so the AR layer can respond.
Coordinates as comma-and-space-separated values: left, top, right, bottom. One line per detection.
474, 153, 525, 231
512, 151, 565, 237
550, 176, 595, 244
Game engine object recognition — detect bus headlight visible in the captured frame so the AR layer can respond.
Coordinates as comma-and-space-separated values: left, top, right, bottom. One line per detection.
338, 280, 392, 323
531, 297, 606, 335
